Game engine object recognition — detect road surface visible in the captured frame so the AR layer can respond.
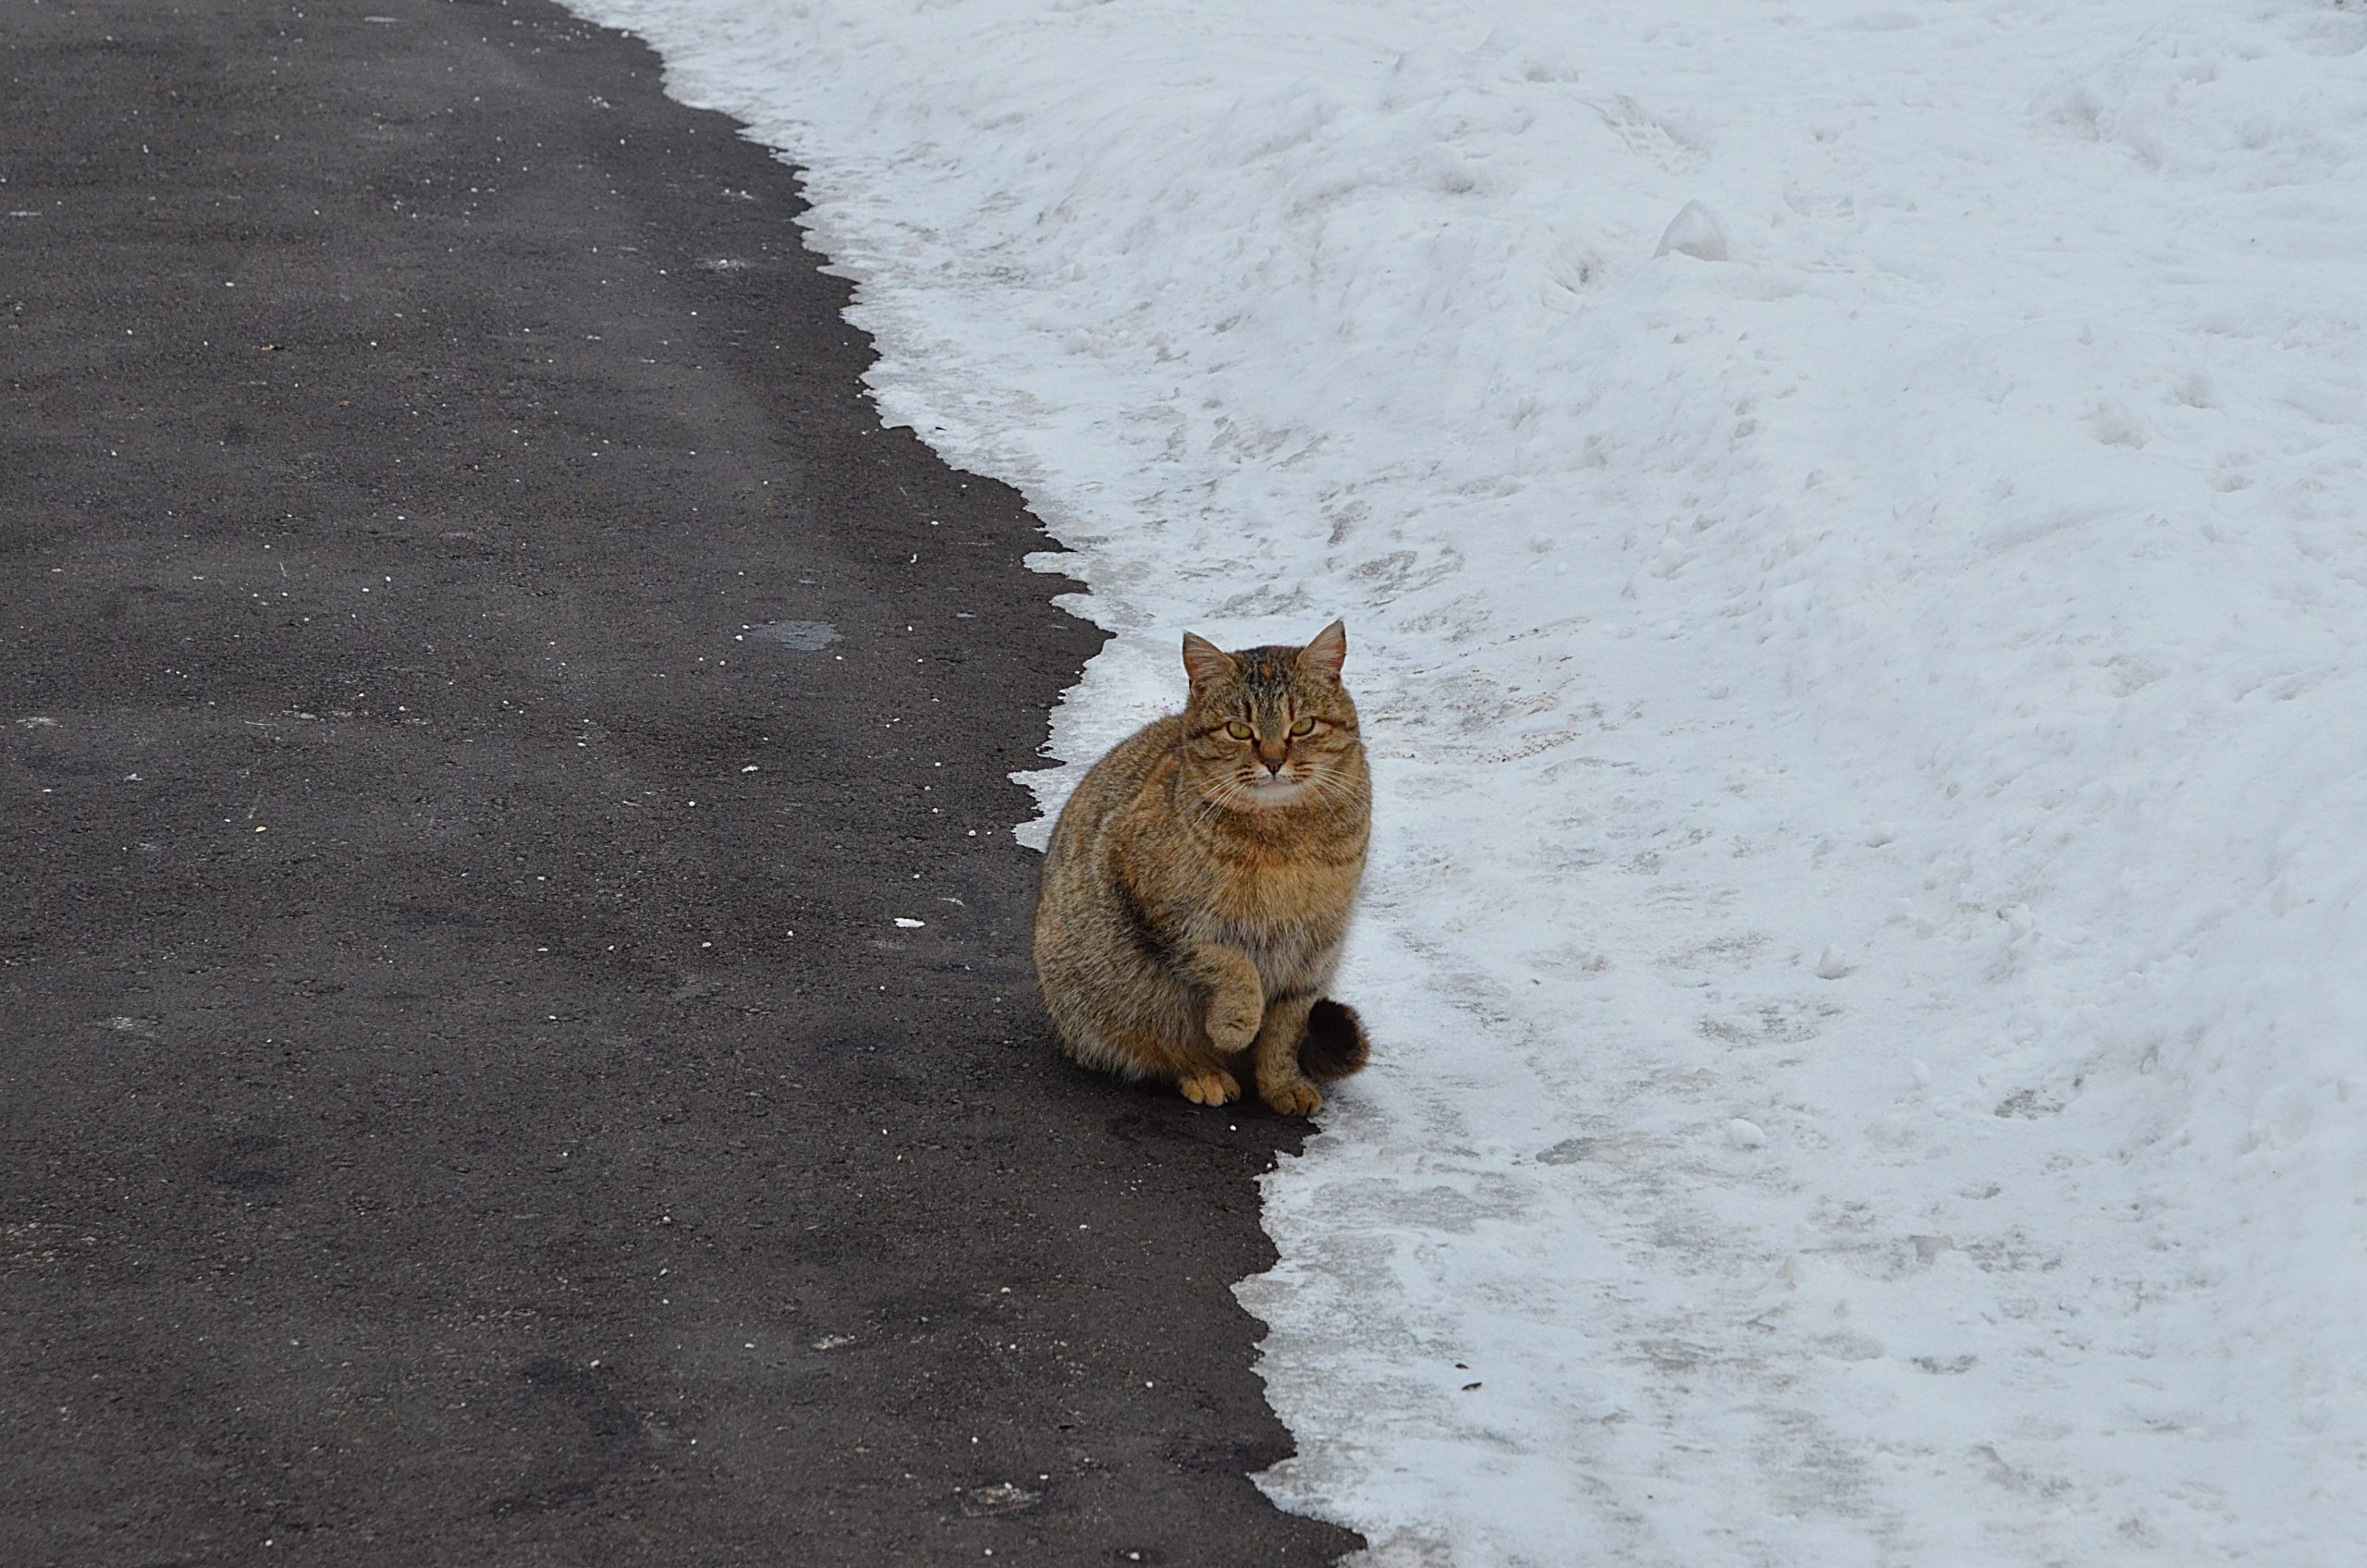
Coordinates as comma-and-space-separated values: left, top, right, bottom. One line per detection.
0, 4, 1359, 1563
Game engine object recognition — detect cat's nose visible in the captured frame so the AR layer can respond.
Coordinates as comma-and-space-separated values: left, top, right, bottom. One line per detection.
1260, 754, 1287, 776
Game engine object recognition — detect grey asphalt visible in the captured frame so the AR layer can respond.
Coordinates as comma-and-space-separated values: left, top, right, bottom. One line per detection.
0, 3, 1360, 1562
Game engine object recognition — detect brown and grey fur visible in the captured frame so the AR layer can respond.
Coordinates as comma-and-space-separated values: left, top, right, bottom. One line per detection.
1033, 620, 1372, 1117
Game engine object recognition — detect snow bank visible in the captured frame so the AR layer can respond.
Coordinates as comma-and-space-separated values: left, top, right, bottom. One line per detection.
566, 0, 2367, 1561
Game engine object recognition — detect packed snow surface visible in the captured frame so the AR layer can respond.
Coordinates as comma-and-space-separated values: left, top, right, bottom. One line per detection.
567, 0, 2366, 1561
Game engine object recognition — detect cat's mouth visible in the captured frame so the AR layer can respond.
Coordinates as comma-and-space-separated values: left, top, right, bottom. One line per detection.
1240, 773, 1306, 805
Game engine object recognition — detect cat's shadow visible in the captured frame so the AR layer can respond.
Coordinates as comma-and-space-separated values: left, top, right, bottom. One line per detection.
1086, 1068, 1323, 1158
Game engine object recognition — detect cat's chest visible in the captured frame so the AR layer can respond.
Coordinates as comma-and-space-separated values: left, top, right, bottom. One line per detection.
1201, 849, 1358, 961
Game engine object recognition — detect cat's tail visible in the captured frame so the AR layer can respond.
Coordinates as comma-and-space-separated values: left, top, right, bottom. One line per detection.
1296, 998, 1370, 1081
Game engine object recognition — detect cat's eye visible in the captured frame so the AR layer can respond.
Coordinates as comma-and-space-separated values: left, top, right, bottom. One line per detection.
1225, 721, 1254, 741
1288, 717, 1317, 737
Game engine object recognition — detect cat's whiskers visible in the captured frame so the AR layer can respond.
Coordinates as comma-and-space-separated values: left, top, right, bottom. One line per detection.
1298, 765, 1370, 816
1190, 772, 1251, 829
1318, 761, 1370, 798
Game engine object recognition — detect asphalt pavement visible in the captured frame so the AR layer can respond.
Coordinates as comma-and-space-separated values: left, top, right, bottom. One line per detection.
0, 3, 1359, 1562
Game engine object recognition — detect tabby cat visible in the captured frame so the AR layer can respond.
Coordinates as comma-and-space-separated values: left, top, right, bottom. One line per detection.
1033, 620, 1372, 1116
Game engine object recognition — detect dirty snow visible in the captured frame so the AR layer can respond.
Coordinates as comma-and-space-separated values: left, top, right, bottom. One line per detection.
567, 0, 2366, 1562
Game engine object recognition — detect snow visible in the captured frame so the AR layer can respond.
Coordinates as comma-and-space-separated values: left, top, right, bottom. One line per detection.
565, 0, 2367, 1562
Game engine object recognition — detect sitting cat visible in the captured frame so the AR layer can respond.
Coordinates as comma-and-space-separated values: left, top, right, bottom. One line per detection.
1034, 619, 1372, 1116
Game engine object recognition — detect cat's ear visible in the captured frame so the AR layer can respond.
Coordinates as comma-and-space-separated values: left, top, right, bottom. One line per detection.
1182, 631, 1237, 688
1299, 619, 1348, 683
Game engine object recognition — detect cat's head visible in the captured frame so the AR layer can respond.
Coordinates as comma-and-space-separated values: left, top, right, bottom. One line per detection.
1177, 619, 1363, 812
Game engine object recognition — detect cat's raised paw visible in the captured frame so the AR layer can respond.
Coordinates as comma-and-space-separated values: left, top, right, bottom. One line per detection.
1178, 1069, 1241, 1107
1207, 996, 1263, 1055
1261, 1078, 1324, 1118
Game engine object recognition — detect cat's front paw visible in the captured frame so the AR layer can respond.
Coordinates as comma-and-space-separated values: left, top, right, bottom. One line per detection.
1259, 1076, 1324, 1119
1178, 1069, 1241, 1107
1206, 995, 1264, 1055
